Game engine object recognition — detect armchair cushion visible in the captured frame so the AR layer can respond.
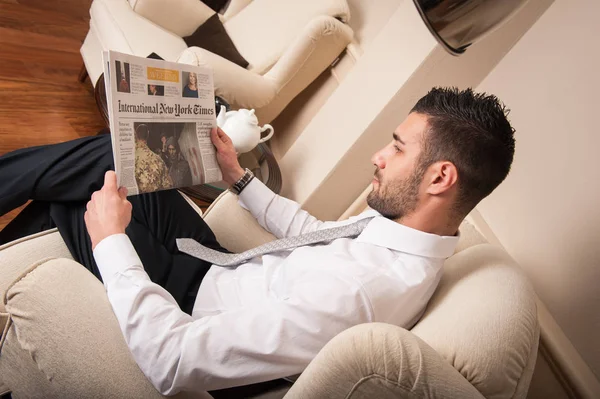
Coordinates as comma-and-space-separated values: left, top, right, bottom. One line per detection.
129, 0, 215, 37
183, 14, 249, 68
90, 0, 188, 60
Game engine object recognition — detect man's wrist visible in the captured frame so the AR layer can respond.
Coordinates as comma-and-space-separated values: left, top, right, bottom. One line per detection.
225, 167, 245, 185
229, 168, 255, 195
91, 230, 126, 251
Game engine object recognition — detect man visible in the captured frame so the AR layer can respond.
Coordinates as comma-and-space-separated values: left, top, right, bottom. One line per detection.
163, 137, 193, 187
0, 88, 515, 395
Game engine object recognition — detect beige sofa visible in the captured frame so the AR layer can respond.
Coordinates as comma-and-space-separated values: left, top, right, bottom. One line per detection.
80, 0, 353, 123
0, 190, 539, 398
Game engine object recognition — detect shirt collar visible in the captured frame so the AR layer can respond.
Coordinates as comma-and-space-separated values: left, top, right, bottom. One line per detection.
353, 209, 459, 259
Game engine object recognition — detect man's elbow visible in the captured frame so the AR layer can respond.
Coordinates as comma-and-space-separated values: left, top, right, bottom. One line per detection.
147, 368, 180, 396
137, 355, 182, 396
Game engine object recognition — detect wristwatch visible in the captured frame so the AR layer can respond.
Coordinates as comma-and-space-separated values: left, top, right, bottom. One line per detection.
229, 168, 255, 195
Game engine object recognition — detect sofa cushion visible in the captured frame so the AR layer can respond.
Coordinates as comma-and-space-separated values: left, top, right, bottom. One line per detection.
411, 244, 539, 398
183, 14, 249, 68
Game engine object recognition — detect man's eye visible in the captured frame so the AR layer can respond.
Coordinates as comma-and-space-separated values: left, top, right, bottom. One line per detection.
394, 145, 401, 153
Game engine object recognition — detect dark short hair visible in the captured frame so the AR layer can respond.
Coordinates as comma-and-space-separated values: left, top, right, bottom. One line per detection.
135, 124, 149, 141
411, 87, 515, 216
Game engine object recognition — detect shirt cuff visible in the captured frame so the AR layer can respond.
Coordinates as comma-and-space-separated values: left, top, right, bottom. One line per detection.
93, 233, 144, 283
237, 178, 275, 212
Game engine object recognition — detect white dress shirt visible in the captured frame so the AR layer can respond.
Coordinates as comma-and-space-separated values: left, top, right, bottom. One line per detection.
93, 179, 459, 396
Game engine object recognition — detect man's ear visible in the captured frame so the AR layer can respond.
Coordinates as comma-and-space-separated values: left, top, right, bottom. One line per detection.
426, 161, 458, 195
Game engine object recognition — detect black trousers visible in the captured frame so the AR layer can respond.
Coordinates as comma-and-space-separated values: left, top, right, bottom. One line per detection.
0, 134, 228, 314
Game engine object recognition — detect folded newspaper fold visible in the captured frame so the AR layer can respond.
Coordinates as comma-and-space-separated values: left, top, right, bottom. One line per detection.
103, 51, 223, 195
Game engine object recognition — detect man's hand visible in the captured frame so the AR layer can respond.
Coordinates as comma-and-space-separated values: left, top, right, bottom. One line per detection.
211, 127, 245, 185
85, 171, 132, 250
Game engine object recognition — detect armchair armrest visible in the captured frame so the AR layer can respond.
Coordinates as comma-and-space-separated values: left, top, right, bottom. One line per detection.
202, 191, 276, 252
177, 47, 277, 111
284, 323, 485, 399
91, 0, 187, 60
0, 258, 196, 398
256, 15, 353, 123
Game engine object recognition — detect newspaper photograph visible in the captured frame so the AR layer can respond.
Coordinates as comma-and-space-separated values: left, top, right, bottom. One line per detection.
102, 50, 222, 195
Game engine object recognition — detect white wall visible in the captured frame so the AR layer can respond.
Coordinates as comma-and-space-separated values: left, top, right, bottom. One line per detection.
270, 0, 404, 159
278, 0, 553, 221
476, 0, 600, 379
346, 0, 404, 48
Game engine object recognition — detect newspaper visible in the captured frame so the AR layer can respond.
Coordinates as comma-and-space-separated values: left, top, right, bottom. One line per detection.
102, 50, 222, 195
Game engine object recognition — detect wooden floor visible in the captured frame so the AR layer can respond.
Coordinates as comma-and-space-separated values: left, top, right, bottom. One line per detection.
0, 1, 212, 236
0, 0, 106, 230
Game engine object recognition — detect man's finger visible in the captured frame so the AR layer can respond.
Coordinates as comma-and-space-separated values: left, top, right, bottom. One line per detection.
104, 170, 118, 191
216, 127, 231, 143
210, 127, 223, 149
118, 186, 128, 199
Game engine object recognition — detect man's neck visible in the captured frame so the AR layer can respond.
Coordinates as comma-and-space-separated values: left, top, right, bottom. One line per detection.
395, 209, 460, 237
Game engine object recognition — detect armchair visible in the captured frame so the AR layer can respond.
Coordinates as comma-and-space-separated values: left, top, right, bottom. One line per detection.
0, 190, 539, 398
80, 0, 353, 123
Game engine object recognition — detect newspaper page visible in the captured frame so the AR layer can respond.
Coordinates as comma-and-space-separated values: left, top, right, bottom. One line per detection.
102, 50, 222, 196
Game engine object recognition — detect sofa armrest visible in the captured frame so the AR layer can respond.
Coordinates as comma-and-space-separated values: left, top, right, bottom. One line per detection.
284, 323, 485, 399
177, 47, 277, 112
202, 191, 276, 252
90, 0, 187, 61
0, 258, 201, 398
256, 16, 353, 123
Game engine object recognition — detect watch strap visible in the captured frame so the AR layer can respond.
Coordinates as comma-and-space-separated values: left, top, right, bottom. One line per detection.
230, 168, 254, 195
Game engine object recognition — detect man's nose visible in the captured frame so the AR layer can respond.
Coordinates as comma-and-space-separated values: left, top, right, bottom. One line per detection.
371, 150, 386, 170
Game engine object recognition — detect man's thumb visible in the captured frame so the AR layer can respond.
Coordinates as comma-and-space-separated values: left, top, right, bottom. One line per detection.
104, 170, 118, 191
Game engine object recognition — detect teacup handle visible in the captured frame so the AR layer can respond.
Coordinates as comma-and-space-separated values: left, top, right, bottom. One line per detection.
259, 124, 274, 143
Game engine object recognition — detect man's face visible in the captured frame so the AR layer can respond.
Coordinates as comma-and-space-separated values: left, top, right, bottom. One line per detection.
367, 113, 428, 220
167, 145, 177, 160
